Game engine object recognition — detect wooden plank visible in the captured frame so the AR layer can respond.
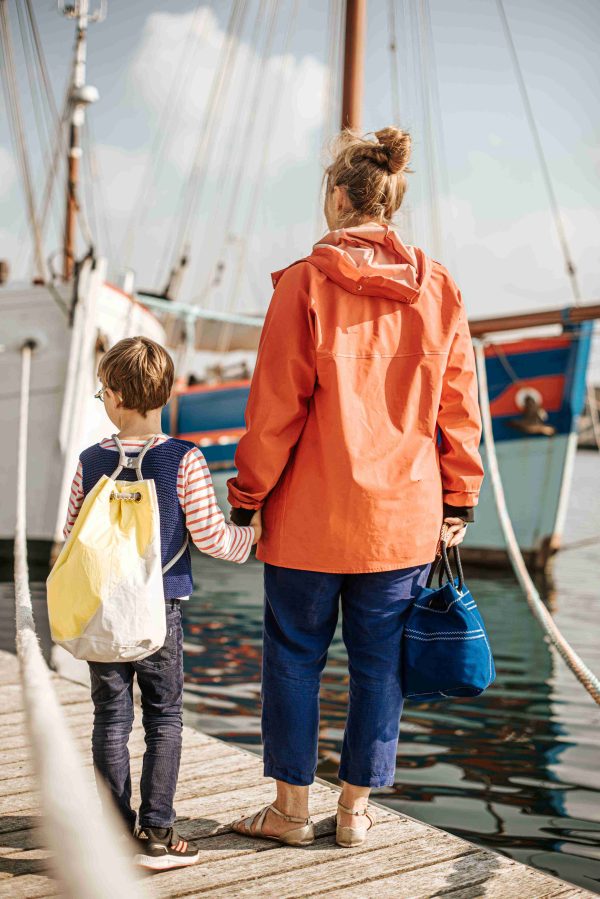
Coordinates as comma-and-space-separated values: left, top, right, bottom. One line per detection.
144, 828, 473, 898
0, 630, 594, 899
0, 873, 61, 897
324, 851, 591, 898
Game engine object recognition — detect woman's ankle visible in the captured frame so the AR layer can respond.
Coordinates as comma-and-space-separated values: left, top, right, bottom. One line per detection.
339, 780, 370, 812
275, 781, 310, 819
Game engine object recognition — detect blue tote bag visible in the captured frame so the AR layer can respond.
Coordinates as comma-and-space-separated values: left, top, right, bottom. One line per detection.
402, 542, 495, 702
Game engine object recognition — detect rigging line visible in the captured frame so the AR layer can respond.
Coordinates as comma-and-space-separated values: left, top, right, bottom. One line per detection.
314, 0, 343, 239
121, 3, 210, 271
37, 78, 70, 247
154, 0, 246, 288
84, 116, 116, 264
15, 0, 65, 275
81, 122, 102, 255
415, 0, 443, 260
495, 0, 600, 451
199, 0, 281, 309
421, 0, 460, 277
388, 0, 401, 124
495, 0, 581, 303
217, 0, 300, 353
0, 0, 46, 281
190, 0, 271, 307
15, 0, 53, 163
23, 0, 69, 247
335, 0, 347, 133
24, 0, 60, 125
158, 0, 248, 290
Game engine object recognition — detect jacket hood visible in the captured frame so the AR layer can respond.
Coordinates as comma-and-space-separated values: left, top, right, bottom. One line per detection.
272, 224, 432, 304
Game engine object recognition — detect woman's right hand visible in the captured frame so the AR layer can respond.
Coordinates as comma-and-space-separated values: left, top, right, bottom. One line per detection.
443, 517, 467, 548
250, 510, 262, 545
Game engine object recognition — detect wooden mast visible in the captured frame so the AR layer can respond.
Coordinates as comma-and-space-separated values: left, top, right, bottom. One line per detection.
341, 0, 367, 130
61, 0, 101, 282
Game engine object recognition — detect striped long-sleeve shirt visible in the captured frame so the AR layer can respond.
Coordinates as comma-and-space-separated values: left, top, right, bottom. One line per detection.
63, 436, 254, 569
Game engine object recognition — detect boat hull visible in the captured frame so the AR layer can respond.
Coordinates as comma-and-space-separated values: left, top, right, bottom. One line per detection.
166, 324, 592, 569
0, 262, 165, 563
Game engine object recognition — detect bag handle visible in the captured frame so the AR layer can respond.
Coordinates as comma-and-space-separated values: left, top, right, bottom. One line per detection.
426, 540, 464, 593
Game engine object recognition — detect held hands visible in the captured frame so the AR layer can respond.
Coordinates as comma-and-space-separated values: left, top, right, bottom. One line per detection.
250, 509, 262, 545
443, 517, 468, 548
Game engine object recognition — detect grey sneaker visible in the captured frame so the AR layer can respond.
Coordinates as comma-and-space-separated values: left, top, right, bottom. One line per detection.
134, 826, 199, 870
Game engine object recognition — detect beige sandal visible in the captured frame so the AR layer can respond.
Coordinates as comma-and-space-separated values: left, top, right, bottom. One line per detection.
232, 803, 315, 846
336, 801, 376, 848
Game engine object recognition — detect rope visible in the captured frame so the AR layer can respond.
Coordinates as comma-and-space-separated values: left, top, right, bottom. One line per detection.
217, 0, 299, 352
387, 0, 401, 124
122, 2, 210, 271
495, 0, 581, 304
157, 0, 248, 291
0, 0, 46, 281
474, 340, 600, 705
14, 343, 141, 898
194, 0, 277, 311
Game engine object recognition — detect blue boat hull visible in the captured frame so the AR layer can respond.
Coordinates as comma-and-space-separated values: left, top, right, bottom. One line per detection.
164, 324, 592, 567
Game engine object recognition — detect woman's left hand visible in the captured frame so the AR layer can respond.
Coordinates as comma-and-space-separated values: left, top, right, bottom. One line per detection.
443, 517, 468, 548
250, 510, 263, 545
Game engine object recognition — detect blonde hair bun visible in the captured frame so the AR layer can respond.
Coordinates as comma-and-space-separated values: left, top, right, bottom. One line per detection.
374, 127, 411, 174
325, 125, 412, 224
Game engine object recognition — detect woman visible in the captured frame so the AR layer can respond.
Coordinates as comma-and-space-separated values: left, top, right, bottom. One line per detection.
228, 127, 484, 847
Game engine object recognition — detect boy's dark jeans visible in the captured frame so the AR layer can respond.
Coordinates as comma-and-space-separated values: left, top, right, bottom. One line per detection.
87, 602, 183, 832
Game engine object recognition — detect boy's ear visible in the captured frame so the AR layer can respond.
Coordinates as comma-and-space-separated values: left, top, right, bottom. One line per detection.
107, 388, 124, 408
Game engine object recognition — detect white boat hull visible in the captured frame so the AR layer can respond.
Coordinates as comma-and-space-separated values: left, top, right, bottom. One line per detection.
0, 260, 165, 558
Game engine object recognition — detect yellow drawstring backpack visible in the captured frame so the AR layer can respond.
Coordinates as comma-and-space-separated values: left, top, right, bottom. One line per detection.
47, 436, 188, 662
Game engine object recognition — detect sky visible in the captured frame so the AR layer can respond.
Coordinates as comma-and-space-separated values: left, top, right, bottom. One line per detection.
1, 0, 599, 343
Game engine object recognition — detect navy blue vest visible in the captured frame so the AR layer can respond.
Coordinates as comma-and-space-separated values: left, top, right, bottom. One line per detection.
80, 438, 196, 600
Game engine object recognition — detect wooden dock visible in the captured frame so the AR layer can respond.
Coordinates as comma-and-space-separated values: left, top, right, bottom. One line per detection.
0, 649, 594, 898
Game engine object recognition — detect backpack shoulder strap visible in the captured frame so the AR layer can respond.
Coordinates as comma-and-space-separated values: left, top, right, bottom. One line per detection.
162, 533, 189, 574
110, 434, 155, 480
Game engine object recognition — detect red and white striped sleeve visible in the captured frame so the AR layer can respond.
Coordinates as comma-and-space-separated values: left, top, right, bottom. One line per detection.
178, 448, 253, 563
63, 460, 84, 539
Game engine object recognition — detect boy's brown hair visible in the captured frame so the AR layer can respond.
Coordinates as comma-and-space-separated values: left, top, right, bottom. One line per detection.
98, 336, 174, 416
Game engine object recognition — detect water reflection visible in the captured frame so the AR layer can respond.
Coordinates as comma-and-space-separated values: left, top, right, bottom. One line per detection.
182, 460, 600, 893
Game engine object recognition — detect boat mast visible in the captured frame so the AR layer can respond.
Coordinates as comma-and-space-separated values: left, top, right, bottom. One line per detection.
341, 0, 366, 130
59, 0, 102, 282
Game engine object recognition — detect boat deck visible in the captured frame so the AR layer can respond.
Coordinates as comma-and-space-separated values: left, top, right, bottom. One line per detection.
0, 587, 594, 898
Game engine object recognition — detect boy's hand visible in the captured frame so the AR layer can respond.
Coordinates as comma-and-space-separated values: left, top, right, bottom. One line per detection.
443, 517, 467, 548
250, 510, 262, 545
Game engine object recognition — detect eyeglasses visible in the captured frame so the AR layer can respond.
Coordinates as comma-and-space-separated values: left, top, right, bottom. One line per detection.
94, 386, 106, 403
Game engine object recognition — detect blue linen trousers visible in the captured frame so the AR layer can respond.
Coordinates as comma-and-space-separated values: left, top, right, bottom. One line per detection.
262, 562, 430, 788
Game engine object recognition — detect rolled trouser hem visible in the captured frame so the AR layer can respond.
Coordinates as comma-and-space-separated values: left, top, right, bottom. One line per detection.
338, 767, 395, 788
138, 816, 176, 829
264, 759, 315, 787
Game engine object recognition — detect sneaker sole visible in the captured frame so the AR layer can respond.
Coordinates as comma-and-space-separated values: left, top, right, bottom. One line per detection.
134, 852, 200, 870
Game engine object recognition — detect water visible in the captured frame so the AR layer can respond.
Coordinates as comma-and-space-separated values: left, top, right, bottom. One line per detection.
181, 453, 600, 894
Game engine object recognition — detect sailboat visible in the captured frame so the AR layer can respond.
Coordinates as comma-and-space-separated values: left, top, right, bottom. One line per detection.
144, 0, 600, 570
1, 0, 598, 571
0, 0, 165, 563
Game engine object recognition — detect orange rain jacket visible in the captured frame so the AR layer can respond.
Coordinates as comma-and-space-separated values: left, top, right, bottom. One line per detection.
228, 225, 484, 573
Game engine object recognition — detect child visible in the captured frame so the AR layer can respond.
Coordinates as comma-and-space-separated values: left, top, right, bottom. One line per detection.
63, 336, 260, 869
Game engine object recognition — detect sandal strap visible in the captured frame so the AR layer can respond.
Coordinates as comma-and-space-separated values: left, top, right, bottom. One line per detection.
337, 802, 376, 826
268, 803, 311, 825
337, 801, 369, 816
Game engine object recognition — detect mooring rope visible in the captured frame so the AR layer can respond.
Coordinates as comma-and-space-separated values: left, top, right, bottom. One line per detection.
474, 341, 600, 705
14, 342, 141, 898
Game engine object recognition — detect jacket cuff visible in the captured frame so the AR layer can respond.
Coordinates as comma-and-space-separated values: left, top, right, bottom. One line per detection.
443, 503, 475, 523
230, 507, 256, 526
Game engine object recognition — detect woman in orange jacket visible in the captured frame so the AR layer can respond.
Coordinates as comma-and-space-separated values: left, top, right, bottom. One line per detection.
229, 127, 484, 848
